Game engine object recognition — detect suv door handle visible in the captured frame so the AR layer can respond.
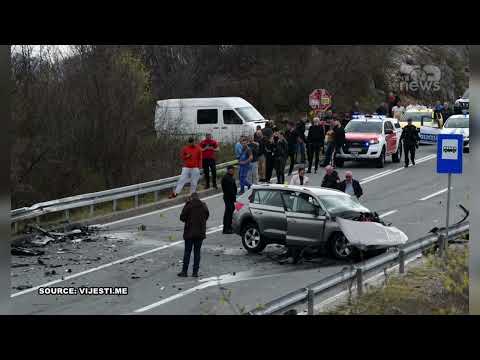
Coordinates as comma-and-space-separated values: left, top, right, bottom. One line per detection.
253, 211, 263, 215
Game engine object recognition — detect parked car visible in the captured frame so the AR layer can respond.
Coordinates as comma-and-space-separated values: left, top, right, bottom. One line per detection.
336, 115, 402, 168
232, 184, 389, 260
154, 97, 268, 143
440, 114, 469, 153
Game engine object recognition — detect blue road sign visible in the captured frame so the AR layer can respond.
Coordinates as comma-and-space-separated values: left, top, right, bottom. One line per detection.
437, 134, 463, 174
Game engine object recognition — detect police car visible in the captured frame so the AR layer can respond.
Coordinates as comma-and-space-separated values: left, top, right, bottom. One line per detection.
454, 89, 469, 115
440, 114, 469, 153
337, 115, 402, 168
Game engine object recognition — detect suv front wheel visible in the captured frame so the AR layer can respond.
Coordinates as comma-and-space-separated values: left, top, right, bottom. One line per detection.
241, 222, 267, 253
329, 232, 358, 260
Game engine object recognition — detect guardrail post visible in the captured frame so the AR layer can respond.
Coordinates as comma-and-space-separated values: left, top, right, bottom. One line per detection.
356, 268, 363, 297
307, 288, 314, 315
65, 209, 70, 222
135, 194, 139, 208
36, 216, 40, 225
90, 204, 94, 217
438, 234, 445, 258
14, 221, 18, 234
113, 199, 117, 212
399, 250, 405, 274
154, 191, 159, 202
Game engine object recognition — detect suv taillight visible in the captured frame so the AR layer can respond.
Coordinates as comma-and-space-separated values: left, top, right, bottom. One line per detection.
235, 202, 244, 212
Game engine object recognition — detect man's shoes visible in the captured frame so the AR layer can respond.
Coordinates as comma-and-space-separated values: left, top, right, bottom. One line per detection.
168, 192, 177, 199
404, 164, 409, 168
306, 170, 312, 174
412, 162, 415, 166
177, 272, 188, 277
223, 229, 234, 234
192, 272, 199, 278
205, 185, 210, 190
213, 185, 218, 190
314, 169, 318, 174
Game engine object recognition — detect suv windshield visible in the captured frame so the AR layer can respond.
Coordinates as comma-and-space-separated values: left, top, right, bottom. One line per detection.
444, 117, 469, 129
319, 195, 371, 215
235, 107, 264, 122
345, 121, 382, 134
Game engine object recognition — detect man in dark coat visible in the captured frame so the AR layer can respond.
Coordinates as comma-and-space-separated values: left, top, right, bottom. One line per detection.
400, 118, 420, 167
178, 192, 210, 277
306, 117, 324, 174
333, 120, 346, 166
338, 171, 363, 199
285, 122, 300, 176
321, 165, 340, 190
221, 165, 237, 234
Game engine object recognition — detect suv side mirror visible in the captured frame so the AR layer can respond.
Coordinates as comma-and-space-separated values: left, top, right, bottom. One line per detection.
385, 129, 393, 135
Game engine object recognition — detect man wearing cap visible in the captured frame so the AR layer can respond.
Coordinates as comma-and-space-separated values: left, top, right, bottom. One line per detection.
221, 165, 237, 234
169, 137, 202, 199
338, 171, 363, 199
199, 133, 219, 190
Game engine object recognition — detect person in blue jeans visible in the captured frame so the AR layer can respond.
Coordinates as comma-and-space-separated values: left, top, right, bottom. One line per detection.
238, 139, 253, 194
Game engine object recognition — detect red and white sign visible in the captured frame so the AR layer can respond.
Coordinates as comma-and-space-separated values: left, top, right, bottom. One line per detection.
309, 89, 332, 111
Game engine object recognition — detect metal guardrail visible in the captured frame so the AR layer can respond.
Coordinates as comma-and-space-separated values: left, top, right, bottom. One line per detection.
249, 221, 469, 315
11, 160, 238, 228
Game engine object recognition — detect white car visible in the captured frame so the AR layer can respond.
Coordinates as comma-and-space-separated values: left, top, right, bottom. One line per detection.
440, 114, 469, 152
337, 115, 402, 168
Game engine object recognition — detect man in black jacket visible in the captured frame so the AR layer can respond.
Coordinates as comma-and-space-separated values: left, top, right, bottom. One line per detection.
221, 165, 237, 234
296, 119, 306, 164
274, 132, 289, 184
285, 122, 299, 176
338, 171, 363, 199
333, 120, 346, 167
321, 165, 340, 190
306, 117, 324, 174
178, 192, 210, 277
400, 118, 420, 167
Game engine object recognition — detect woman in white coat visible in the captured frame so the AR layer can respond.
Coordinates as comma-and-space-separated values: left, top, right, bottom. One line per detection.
289, 167, 309, 186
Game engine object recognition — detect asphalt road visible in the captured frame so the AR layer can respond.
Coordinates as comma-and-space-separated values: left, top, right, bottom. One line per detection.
9, 145, 471, 314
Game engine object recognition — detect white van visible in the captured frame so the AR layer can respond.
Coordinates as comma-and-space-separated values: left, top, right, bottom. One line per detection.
154, 97, 268, 143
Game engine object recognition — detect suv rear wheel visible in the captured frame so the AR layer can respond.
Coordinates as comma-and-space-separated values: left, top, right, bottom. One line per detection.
241, 222, 267, 253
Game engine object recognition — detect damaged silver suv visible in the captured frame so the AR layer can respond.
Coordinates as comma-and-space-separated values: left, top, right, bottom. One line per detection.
232, 184, 392, 260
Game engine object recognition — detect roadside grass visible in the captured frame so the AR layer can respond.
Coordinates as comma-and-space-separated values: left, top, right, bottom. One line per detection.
322, 243, 468, 315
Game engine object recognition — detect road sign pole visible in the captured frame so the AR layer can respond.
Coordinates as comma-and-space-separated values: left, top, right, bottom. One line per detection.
445, 173, 452, 252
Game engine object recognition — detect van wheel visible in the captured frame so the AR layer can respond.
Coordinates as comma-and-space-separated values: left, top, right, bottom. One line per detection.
392, 145, 401, 163
329, 232, 358, 260
376, 147, 386, 168
241, 222, 267, 253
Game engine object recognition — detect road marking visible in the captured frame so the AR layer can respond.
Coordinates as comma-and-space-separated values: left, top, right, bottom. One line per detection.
132, 271, 294, 313
379, 210, 398, 218
11, 225, 225, 298
359, 154, 436, 185
419, 188, 449, 201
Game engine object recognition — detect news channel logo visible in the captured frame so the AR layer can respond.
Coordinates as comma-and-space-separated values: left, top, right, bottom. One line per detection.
399, 63, 441, 92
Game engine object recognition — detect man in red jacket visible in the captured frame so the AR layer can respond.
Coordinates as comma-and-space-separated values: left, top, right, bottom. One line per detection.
169, 137, 203, 199
199, 133, 219, 190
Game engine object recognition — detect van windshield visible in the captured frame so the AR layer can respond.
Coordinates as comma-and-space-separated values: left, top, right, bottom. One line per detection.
235, 107, 264, 122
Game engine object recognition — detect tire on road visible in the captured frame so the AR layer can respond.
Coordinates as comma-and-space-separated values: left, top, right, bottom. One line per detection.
376, 147, 386, 168
241, 222, 267, 253
328, 232, 358, 260
392, 143, 401, 163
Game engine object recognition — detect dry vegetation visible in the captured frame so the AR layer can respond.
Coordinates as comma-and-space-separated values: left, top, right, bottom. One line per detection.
322, 244, 469, 315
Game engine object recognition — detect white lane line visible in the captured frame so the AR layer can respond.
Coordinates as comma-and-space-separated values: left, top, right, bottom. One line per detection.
359, 154, 436, 185
379, 210, 398, 218
133, 271, 294, 313
419, 188, 449, 201
101, 192, 225, 227
11, 225, 225, 298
